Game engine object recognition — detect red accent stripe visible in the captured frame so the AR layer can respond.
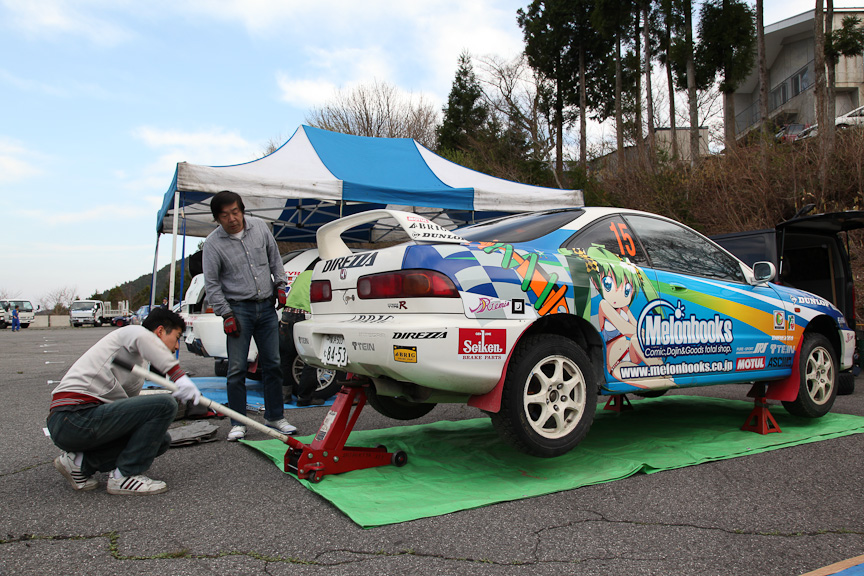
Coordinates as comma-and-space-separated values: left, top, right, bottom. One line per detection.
166, 365, 186, 382
50, 392, 102, 411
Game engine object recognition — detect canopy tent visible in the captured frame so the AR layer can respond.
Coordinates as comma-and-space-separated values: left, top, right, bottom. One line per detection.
154, 125, 584, 305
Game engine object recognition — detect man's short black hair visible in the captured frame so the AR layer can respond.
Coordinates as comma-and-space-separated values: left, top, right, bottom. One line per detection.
210, 190, 245, 220
142, 307, 186, 333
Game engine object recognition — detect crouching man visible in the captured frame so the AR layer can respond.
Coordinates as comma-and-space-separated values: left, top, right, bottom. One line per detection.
47, 307, 201, 495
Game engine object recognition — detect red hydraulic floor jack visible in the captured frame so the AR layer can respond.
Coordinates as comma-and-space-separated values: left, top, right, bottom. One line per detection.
283, 377, 408, 483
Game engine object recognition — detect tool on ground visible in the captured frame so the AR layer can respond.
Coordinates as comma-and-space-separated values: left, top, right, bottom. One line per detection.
112, 359, 407, 482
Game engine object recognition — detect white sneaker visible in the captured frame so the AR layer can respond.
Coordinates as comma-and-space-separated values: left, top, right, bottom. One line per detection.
227, 425, 247, 441
266, 418, 297, 435
54, 452, 98, 491
106, 474, 167, 495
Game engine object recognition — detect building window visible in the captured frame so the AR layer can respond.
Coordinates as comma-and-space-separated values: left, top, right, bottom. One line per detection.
791, 67, 809, 96
772, 83, 788, 109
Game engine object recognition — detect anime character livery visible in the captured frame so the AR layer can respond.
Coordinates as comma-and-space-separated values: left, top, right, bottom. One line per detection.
295, 208, 855, 457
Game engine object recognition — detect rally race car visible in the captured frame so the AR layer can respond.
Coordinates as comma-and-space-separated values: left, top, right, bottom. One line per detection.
294, 208, 855, 457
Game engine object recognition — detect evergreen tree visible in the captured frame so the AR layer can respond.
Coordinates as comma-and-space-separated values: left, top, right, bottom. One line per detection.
437, 51, 489, 154
697, 0, 756, 149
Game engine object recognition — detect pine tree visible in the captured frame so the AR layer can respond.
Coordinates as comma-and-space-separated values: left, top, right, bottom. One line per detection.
437, 51, 489, 153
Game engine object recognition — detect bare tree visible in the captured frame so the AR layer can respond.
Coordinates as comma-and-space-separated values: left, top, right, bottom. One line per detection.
0, 288, 21, 299
815, 0, 829, 193
475, 55, 556, 175
42, 286, 78, 314
306, 80, 439, 149
757, 0, 769, 171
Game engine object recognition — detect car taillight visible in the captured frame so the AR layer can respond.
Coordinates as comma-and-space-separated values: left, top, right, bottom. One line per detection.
310, 280, 332, 302
357, 270, 458, 299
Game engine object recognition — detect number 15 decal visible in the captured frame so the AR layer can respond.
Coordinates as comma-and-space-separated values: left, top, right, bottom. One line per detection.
609, 221, 636, 257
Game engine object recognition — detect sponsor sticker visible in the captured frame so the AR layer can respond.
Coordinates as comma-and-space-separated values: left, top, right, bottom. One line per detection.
393, 331, 447, 339
393, 345, 417, 363
735, 356, 766, 371
773, 310, 785, 330
459, 328, 506, 359
343, 315, 394, 323
322, 252, 378, 273
469, 296, 510, 315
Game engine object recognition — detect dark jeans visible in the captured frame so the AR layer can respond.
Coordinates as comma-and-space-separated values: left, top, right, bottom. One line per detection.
226, 299, 283, 424
47, 395, 177, 476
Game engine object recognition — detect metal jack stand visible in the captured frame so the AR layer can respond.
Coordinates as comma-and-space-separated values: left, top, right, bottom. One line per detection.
741, 383, 782, 435
284, 378, 408, 483
603, 394, 633, 412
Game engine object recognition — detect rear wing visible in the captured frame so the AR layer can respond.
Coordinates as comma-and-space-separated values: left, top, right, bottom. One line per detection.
316, 209, 465, 260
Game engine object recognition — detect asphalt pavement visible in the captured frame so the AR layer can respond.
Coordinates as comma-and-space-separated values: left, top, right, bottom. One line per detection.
2, 326, 863, 576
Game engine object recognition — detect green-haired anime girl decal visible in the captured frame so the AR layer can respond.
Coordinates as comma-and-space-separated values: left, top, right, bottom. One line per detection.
579, 244, 672, 388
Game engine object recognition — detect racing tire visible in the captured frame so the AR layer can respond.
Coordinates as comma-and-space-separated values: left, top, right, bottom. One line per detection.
490, 334, 597, 458
289, 355, 343, 400
634, 389, 668, 399
214, 359, 228, 377
366, 386, 436, 420
782, 333, 838, 418
837, 372, 855, 396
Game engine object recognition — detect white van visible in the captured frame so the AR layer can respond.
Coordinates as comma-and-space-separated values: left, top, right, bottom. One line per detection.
0, 299, 37, 329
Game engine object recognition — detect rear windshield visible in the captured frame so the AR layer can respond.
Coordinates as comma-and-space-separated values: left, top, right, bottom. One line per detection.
457, 210, 583, 243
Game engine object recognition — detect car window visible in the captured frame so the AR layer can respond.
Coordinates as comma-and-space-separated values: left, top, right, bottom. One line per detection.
560, 215, 649, 266
623, 214, 746, 282
457, 210, 583, 243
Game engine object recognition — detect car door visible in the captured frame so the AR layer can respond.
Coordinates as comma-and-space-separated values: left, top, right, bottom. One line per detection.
622, 214, 793, 388
560, 214, 671, 393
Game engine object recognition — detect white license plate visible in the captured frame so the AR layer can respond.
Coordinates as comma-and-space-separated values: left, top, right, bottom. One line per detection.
321, 334, 348, 367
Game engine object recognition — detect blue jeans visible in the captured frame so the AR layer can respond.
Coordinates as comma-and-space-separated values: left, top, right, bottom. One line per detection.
47, 395, 177, 476
226, 300, 284, 424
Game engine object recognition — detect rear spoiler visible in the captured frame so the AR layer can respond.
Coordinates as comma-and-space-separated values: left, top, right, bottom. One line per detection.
316, 209, 466, 260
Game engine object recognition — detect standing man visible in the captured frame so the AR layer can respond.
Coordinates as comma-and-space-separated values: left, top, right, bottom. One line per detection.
202, 190, 296, 441
47, 307, 201, 495
11, 306, 20, 332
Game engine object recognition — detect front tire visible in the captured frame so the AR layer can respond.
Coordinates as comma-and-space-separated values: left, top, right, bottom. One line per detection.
782, 333, 837, 418
491, 334, 597, 457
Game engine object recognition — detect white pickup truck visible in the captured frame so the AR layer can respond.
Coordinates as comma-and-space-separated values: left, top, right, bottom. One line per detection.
181, 249, 342, 399
69, 300, 129, 327
0, 299, 37, 329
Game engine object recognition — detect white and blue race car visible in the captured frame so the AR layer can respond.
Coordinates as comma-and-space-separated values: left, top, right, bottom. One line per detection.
295, 208, 855, 457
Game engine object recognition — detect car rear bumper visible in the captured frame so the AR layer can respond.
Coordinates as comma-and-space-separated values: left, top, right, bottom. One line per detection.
294, 314, 529, 395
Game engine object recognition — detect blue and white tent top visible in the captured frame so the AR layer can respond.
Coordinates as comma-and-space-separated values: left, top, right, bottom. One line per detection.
157, 125, 583, 242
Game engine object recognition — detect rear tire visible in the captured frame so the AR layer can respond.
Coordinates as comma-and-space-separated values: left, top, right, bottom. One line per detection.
838, 372, 855, 396
366, 386, 436, 420
214, 359, 228, 377
782, 333, 838, 417
20, 323, 29, 329
490, 334, 597, 457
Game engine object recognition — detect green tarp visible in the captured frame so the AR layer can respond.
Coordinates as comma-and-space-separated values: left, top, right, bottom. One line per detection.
243, 396, 864, 527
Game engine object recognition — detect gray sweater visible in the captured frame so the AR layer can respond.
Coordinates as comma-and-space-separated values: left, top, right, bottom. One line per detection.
50, 326, 182, 410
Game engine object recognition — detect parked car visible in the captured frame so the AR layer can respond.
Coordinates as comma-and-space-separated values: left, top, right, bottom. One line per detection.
795, 104, 864, 139
775, 123, 807, 143
182, 248, 342, 400
712, 208, 863, 394
110, 314, 135, 327
295, 208, 855, 457
132, 305, 151, 324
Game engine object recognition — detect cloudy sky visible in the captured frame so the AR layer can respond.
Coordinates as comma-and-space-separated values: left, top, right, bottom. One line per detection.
0, 0, 857, 305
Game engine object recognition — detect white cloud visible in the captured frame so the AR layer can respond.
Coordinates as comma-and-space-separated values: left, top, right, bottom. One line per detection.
0, 138, 41, 182
276, 76, 339, 108
125, 126, 261, 193
1, 0, 134, 46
